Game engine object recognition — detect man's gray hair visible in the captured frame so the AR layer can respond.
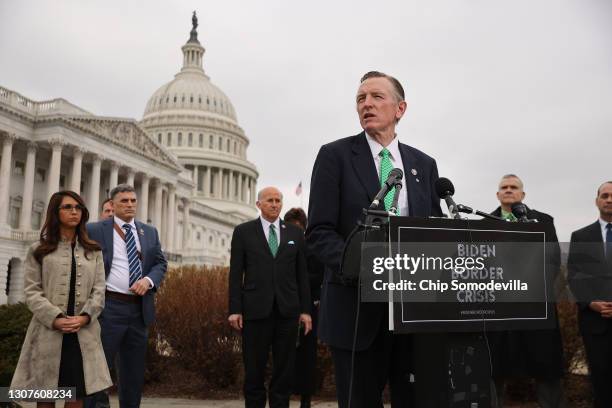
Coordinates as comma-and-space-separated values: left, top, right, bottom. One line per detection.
110, 183, 136, 200
500, 174, 524, 189
257, 187, 283, 201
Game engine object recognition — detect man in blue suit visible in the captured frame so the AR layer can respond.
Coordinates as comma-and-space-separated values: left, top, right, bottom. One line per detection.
306, 71, 442, 407
86, 183, 167, 408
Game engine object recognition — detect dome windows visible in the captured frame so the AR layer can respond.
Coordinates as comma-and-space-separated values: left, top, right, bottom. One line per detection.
188, 133, 193, 147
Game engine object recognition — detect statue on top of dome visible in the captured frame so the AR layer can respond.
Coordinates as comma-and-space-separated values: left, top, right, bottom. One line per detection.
192, 11, 198, 30
189, 11, 199, 43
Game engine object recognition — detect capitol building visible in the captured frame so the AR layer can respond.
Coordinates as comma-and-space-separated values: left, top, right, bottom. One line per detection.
0, 16, 259, 305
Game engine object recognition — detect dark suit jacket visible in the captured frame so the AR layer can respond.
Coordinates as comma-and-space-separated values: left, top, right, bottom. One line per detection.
229, 218, 310, 320
490, 205, 564, 378
306, 132, 443, 351
568, 221, 612, 334
491, 205, 561, 273
86, 218, 167, 326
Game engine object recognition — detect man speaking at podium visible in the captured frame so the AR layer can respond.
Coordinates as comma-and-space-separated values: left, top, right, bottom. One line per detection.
307, 71, 442, 407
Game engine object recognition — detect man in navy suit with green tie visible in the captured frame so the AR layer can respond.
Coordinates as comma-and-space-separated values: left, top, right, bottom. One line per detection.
307, 71, 442, 407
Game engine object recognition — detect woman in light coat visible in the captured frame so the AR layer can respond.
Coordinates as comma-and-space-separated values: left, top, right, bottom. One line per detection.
11, 190, 111, 408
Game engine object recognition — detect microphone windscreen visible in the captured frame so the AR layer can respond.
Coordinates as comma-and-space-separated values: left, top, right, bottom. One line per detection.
435, 177, 455, 198
388, 168, 403, 180
511, 202, 528, 219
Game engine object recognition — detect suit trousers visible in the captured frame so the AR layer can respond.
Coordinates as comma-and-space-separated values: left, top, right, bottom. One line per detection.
582, 325, 612, 408
100, 297, 148, 408
242, 306, 299, 408
330, 320, 413, 408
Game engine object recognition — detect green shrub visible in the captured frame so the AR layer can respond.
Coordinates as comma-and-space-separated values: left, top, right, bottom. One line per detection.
0, 303, 32, 387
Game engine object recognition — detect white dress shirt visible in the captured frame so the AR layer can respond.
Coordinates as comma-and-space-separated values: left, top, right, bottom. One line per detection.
106, 216, 152, 294
600, 218, 612, 251
260, 216, 281, 242
365, 133, 409, 216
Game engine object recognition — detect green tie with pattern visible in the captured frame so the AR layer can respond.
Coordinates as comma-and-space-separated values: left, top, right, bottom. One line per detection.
268, 224, 278, 257
379, 148, 396, 212
501, 209, 518, 222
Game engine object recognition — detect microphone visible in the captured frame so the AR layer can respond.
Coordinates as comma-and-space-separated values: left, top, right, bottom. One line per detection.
511, 202, 532, 222
370, 168, 403, 209
435, 177, 461, 219
389, 182, 403, 215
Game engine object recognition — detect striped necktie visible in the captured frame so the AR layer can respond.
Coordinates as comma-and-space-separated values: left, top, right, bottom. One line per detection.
122, 224, 143, 288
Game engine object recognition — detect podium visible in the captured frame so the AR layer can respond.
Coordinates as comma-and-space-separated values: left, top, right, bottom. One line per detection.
339, 213, 560, 407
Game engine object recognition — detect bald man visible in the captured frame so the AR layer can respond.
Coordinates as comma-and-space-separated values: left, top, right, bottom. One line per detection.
228, 187, 312, 408
568, 181, 612, 408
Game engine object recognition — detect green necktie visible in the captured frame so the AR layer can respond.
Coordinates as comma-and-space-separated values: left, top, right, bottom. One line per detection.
268, 224, 278, 257
379, 148, 396, 212
501, 209, 518, 222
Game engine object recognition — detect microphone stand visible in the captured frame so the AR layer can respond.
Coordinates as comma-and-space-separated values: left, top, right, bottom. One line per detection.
456, 204, 506, 222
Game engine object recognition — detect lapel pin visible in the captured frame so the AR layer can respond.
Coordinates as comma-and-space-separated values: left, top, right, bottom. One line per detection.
416, 178, 420, 183
138, 228, 145, 236
411, 169, 417, 176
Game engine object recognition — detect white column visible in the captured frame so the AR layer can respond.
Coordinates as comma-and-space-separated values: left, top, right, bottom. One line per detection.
250, 177, 257, 205
167, 186, 176, 251
7, 259, 25, 304
237, 173, 243, 203
139, 174, 149, 222
215, 168, 222, 199
193, 165, 199, 193
0, 134, 16, 226
70, 147, 84, 193
229, 170, 235, 201
154, 180, 163, 233
20, 143, 37, 230
109, 161, 119, 190
0, 260, 8, 304
182, 198, 191, 250
205, 166, 211, 198
161, 188, 168, 247
46, 138, 64, 203
222, 171, 227, 200
127, 169, 135, 186
88, 155, 102, 222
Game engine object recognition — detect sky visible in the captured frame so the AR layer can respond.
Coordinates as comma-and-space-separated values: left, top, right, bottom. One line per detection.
1, 0, 610, 241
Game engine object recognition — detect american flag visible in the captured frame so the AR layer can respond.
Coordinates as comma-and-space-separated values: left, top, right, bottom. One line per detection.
295, 181, 302, 196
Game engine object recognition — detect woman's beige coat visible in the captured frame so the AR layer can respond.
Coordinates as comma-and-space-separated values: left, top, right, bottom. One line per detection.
10, 241, 112, 395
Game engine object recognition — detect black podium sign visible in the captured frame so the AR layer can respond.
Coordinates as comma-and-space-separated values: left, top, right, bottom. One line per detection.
367, 217, 559, 332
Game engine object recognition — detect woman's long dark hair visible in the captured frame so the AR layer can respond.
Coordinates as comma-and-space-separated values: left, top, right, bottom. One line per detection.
33, 190, 101, 264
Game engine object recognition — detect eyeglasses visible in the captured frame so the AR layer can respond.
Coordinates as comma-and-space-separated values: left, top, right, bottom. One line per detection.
59, 204, 85, 212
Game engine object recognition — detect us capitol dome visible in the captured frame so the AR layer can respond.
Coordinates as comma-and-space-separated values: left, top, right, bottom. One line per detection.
140, 12, 258, 220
